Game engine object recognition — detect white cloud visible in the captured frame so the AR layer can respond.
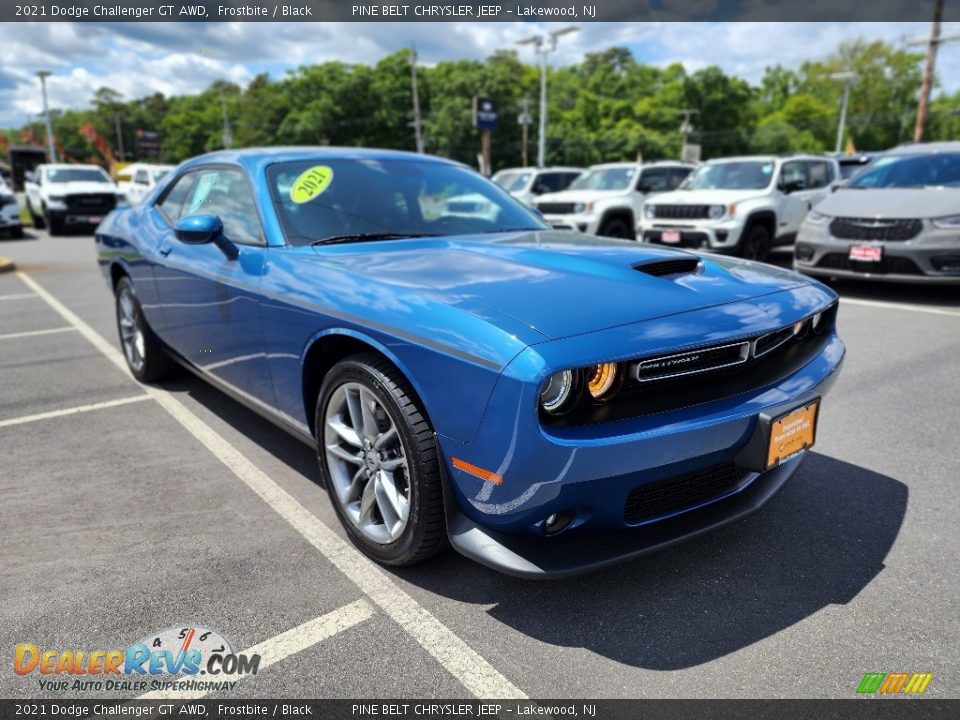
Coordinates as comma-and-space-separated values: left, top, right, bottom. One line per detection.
2, 21, 959, 129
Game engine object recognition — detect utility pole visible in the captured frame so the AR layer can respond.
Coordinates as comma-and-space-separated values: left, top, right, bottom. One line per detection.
829, 71, 858, 153
907, 0, 960, 142
114, 114, 125, 162
220, 87, 232, 149
678, 109, 699, 161
409, 47, 424, 154
518, 98, 532, 167
36, 70, 57, 163
517, 26, 579, 168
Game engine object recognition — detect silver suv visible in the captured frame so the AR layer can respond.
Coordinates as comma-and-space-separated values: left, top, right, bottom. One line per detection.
795, 143, 960, 284
638, 154, 839, 260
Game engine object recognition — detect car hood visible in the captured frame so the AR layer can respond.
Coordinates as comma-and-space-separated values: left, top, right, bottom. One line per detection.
816, 187, 960, 219
647, 189, 768, 206
48, 181, 117, 196
311, 231, 809, 340
534, 189, 628, 205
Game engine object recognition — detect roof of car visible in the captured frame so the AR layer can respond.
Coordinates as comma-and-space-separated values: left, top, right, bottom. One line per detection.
705, 155, 826, 164
41, 163, 105, 170
887, 141, 960, 155
186, 147, 455, 168
587, 161, 694, 170
495, 166, 583, 173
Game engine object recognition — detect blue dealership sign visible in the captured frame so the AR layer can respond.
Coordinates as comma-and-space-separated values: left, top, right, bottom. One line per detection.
472, 97, 498, 131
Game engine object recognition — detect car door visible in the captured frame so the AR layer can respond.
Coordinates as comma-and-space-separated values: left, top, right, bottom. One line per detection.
804, 160, 834, 209
151, 166, 275, 408
776, 160, 814, 239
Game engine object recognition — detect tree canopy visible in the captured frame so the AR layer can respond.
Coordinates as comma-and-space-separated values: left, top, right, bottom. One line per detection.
3, 38, 952, 173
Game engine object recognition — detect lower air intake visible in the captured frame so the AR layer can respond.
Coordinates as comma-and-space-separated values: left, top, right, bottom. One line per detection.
624, 462, 750, 524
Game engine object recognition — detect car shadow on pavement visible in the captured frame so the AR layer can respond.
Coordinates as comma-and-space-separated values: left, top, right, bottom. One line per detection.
172, 376, 907, 670
396, 452, 908, 670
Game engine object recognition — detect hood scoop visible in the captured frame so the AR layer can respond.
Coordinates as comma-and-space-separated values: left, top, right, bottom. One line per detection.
634, 257, 702, 278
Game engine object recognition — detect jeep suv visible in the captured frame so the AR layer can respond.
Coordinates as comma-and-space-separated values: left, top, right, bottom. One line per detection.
492, 166, 583, 207
638, 154, 840, 260
534, 161, 695, 238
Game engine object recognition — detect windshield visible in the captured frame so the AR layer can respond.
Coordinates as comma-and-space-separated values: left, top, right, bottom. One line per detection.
569, 167, 635, 191
268, 158, 546, 245
839, 160, 872, 180
848, 153, 960, 188
493, 171, 533, 193
684, 161, 774, 190
47, 168, 112, 184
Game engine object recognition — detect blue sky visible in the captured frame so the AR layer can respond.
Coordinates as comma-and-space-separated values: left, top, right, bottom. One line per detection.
1, 21, 958, 129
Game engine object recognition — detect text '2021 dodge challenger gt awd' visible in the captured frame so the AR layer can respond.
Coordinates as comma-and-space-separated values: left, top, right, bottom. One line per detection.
95, 148, 845, 578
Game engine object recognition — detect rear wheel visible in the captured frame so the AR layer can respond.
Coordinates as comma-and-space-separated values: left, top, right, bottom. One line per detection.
316, 353, 447, 566
46, 207, 63, 235
114, 276, 175, 382
738, 224, 771, 262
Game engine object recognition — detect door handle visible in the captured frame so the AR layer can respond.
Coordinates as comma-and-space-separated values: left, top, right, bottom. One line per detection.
159, 246, 172, 257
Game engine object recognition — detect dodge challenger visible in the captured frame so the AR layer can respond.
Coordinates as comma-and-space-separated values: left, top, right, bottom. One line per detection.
95, 148, 845, 578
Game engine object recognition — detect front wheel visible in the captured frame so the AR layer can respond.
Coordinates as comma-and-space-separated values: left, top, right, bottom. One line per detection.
28, 203, 45, 230
316, 353, 447, 566
738, 224, 771, 262
598, 217, 634, 239
115, 277, 175, 382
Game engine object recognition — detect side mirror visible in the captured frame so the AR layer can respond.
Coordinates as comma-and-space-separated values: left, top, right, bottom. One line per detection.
175, 214, 238, 260
782, 180, 806, 194
176, 214, 222, 244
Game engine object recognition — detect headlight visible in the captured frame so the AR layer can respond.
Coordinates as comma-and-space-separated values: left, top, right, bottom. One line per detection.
644, 204, 656, 219
539, 370, 576, 415
932, 214, 960, 228
586, 363, 619, 401
708, 205, 725, 220
805, 210, 829, 225
573, 202, 592, 214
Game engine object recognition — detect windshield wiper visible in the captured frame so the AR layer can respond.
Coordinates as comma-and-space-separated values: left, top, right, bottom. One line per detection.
312, 232, 437, 246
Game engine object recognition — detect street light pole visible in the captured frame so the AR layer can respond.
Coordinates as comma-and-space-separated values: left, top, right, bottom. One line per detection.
829, 71, 858, 153
906, 0, 960, 143
518, 26, 578, 169
409, 47, 424, 154
219, 88, 232, 149
36, 70, 57, 163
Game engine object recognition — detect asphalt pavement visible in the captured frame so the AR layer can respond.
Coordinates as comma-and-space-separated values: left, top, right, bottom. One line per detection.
0, 229, 957, 700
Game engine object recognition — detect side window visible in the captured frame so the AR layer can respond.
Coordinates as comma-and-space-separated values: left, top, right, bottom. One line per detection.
668, 167, 693, 190
806, 161, 829, 189
562, 172, 581, 189
134, 170, 149, 185
638, 168, 669, 192
156, 173, 196, 223
181, 168, 262, 246
779, 161, 807, 191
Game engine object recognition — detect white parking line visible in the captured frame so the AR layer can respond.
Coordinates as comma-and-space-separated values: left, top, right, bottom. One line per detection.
0, 293, 37, 301
0, 326, 76, 341
0, 395, 152, 429
17, 271, 526, 700
841, 297, 960, 318
139, 599, 377, 699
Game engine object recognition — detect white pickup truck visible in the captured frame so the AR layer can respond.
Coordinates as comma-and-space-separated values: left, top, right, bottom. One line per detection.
25, 164, 122, 235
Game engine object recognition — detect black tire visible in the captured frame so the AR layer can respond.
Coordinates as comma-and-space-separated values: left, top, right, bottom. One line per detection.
114, 276, 176, 382
316, 353, 447, 566
9, 226, 24, 239
598, 216, 634, 239
29, 204, 45, 230
47, 211, 63, 236
739, 223, 771, 262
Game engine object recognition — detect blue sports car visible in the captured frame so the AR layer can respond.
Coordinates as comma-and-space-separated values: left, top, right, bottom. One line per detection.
95, 148, 845, 578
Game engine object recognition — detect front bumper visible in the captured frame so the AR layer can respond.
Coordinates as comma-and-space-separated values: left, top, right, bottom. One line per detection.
437, 286, 844, 576
638, 217, 743, 252
542, 213, 600, 234
448, 454, 806, 578
0, 201, 20, 228
794, 221, 960, 284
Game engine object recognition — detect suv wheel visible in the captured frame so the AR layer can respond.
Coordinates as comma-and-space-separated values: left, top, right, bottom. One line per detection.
739, 224, 771, 262
598, 217, 634, 239
29, 204, 45, 230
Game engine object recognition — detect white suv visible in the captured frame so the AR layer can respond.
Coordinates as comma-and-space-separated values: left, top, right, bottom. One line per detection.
534, 161, 695, 238
492, 166, 583, 207
25, 163, 121, 235
638, 154, 840, 260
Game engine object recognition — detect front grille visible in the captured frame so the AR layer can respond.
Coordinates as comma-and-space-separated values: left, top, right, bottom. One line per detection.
624, 462, 750, 524
817, 253, 923, 276
651, 204, 712, 220
828, 217, 922, 241
754, 327, 794, 357
635, 342, 748, 382
634, 258, 701, 277
536, 202, 576, 215
65, 194, 116, 214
